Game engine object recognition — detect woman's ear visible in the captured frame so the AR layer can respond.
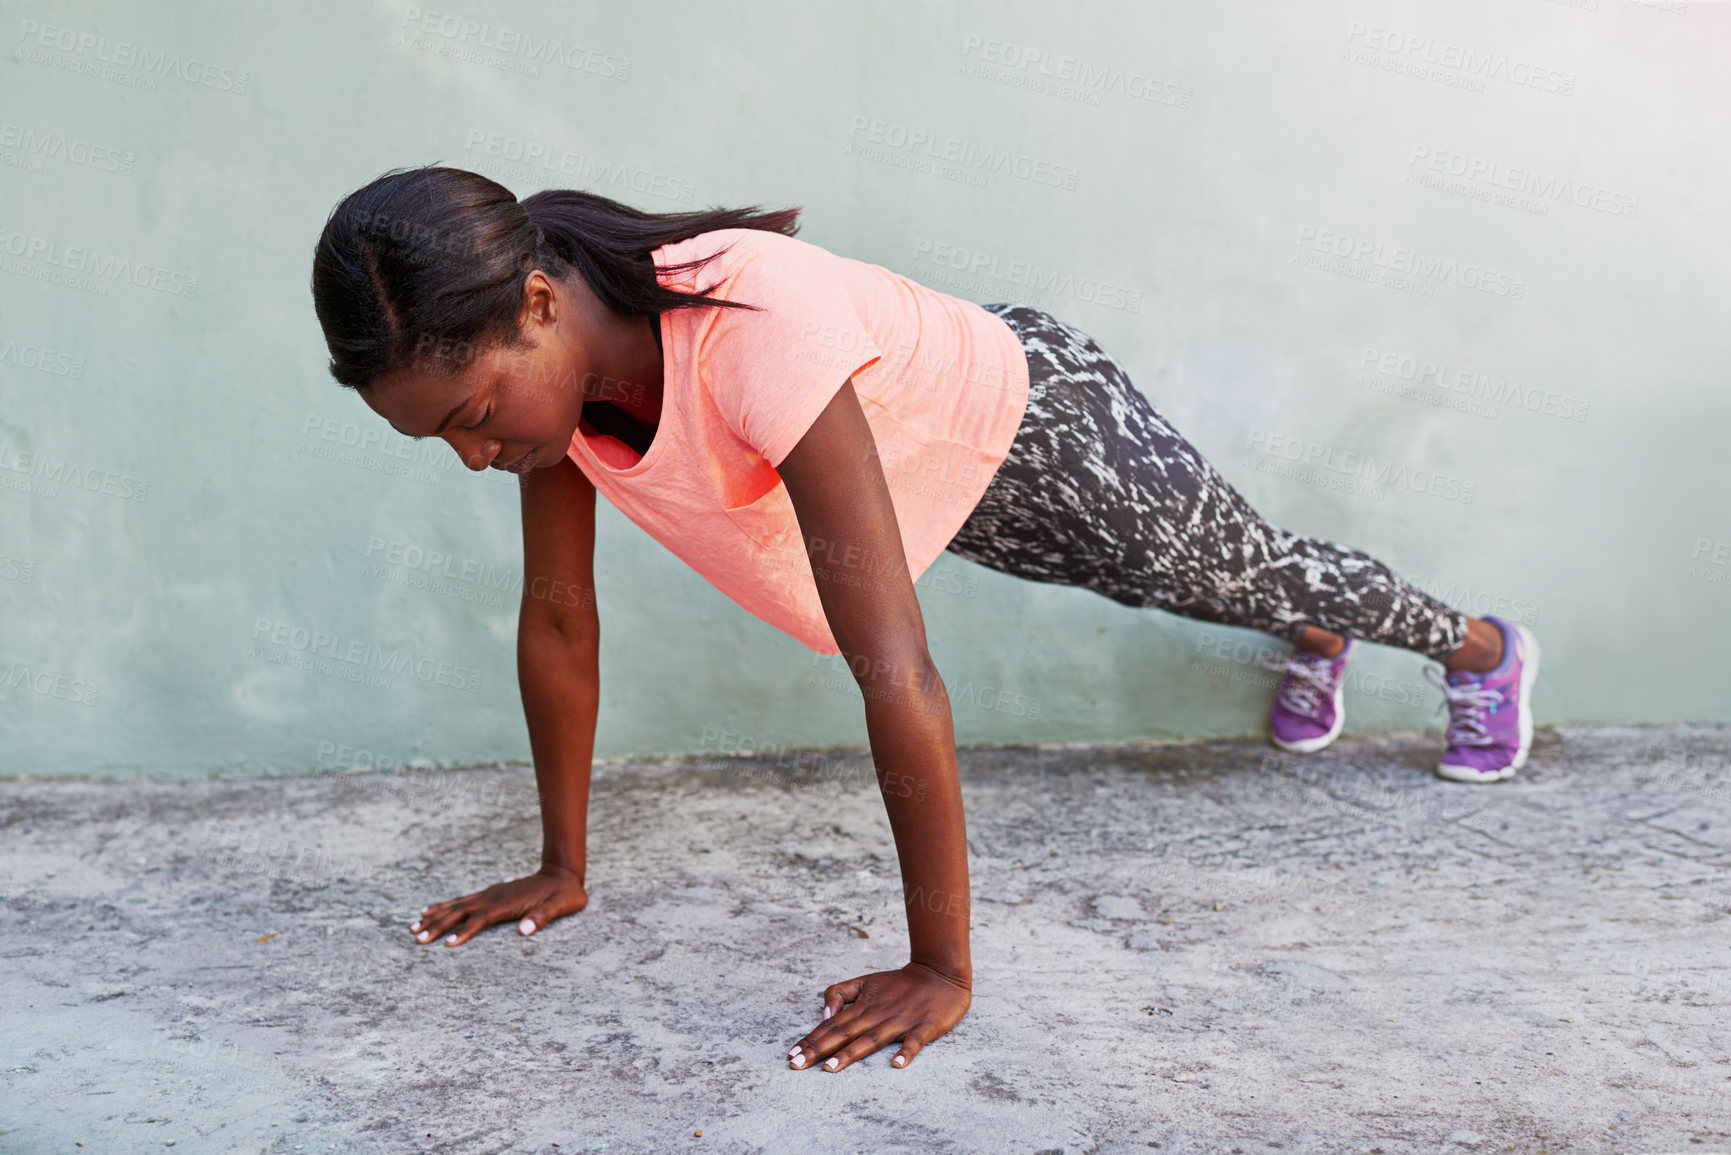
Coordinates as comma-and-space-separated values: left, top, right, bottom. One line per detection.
523, 270, 559, 329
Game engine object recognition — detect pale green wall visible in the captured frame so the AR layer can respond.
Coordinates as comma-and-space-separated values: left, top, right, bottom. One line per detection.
2, 0, 1725, 777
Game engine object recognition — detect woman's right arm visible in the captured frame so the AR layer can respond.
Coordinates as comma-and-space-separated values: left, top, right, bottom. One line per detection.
410, 455, 601, 947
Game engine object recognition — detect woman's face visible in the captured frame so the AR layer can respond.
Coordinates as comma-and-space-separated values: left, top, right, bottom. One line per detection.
359, 270, 592, 475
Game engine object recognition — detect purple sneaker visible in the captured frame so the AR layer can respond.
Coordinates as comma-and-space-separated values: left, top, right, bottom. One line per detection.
1427, 615, 1542, 783
1264, 638, 1357, 753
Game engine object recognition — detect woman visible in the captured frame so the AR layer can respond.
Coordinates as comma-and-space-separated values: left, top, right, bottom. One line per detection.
309, 166, 1540, 1074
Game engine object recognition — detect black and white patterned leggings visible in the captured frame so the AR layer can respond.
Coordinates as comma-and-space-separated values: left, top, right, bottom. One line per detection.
944, 304, 1469, 663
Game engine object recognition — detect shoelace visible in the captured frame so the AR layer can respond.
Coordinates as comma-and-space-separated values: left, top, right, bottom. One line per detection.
1424, 666, 1504, 747
1260, 651, 1337, 719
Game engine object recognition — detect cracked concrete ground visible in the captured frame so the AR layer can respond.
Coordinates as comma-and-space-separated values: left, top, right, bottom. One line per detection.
3, 724, 1730, 1154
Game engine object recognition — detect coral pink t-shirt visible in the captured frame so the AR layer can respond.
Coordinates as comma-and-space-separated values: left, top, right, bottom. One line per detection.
564, 228, 1030, 655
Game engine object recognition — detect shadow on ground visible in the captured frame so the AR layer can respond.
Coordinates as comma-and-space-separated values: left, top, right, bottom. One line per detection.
3, 724, 1730, 1153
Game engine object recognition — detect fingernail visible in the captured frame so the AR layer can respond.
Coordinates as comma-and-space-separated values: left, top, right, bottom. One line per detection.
823, 1006, 833, 1020
893, 1055, 907, 1066
788, 1045, 801, 1058
790, 1054, 805, 1068
519, 918, 535, 935
410, 921, 421, 932
416, 932, 429, 942
824, 1057, 839, 1071
445, 934, 457, 945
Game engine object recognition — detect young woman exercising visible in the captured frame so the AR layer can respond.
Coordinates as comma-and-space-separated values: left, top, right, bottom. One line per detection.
309, 166, 1541, 1074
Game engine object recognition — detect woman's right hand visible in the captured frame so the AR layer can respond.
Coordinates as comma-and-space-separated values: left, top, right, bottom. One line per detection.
408, 865, 589, 947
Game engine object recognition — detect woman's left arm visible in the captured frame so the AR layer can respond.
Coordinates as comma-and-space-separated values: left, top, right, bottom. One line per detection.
773, 378, 973, 1073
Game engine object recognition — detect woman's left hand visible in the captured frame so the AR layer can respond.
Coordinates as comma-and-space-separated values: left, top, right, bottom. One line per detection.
787, 962, 972, 1072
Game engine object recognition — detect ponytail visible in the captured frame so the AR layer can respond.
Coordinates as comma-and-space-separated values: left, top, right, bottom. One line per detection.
520, 187, 799, 318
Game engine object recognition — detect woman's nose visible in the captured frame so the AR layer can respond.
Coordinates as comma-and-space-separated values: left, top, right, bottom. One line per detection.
448, 433, 501, 471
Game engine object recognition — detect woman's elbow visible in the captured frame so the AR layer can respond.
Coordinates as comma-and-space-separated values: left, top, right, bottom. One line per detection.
520, 597, 601, 651
840, 641, 941, 697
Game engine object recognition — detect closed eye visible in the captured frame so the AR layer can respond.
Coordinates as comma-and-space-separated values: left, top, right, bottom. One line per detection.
465, 406, 491, 431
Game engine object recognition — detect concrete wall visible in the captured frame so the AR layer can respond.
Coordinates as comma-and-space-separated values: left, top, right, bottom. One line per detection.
3, 0, 1725, 777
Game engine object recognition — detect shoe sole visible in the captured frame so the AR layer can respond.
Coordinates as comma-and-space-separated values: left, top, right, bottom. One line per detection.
1269, 653, 1350, 754
1435, 624, 1541, 784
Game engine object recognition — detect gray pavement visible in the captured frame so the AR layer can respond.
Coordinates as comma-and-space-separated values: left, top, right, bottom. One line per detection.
4, 724, 1731, 1154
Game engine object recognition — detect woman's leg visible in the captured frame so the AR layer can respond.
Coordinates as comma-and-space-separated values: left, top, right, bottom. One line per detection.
949, 305, 1471, 662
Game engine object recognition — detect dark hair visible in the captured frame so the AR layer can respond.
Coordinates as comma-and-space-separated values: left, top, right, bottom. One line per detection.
310, 165, 801, 389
